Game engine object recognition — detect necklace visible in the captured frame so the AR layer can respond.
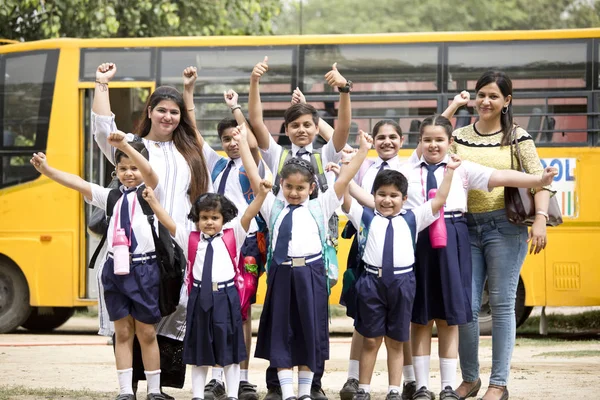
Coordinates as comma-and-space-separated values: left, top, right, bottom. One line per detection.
474, 122, 502, 136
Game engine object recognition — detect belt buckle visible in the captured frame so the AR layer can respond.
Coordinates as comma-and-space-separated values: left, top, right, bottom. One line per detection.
212, 282, 219, 292
378, 268, 383, 278
292, 257, 306, 267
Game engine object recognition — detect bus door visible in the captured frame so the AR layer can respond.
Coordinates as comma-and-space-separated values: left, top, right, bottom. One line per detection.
80, 84, 153, 300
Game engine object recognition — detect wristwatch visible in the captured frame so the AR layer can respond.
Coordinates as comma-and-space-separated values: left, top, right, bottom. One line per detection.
338, 80, 353, 93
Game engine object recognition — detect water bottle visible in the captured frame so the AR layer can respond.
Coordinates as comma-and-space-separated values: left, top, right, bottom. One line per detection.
428, 189, 447, 249
112, 228, 130, 275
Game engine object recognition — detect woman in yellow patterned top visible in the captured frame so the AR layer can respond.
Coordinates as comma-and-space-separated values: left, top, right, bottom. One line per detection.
449, 71, 551, 400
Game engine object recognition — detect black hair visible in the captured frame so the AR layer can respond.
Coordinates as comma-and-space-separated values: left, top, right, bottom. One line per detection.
475, 70, 513, 146
373, 169, 408, 197
373, 119, 402, 139
283, 103, 319, 128
114, 141, 149, 165
217, 118, 237, 139
280, 157, 315, 184
419, 115, 453, 139
188, 193, 238, 224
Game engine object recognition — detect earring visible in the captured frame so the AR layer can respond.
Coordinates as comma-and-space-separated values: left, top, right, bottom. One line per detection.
502, 105, 509, 115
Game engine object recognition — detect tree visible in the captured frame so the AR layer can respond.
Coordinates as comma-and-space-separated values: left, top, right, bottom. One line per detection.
273, 0, 600, 34
0, 0, 281, 41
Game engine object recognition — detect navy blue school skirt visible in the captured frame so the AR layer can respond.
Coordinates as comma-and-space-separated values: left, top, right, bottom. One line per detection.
254, 255, 329, 372
183, 281, 247, 367
412, 216, 473, 326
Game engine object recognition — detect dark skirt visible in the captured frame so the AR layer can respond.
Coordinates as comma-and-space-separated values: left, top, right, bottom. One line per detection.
183, 283, 247, 366
254, 257, 329, 372
411, 216, 473, 326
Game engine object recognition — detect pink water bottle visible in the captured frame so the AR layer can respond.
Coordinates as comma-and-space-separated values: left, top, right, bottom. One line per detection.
428, 189, 447, 249
112, 228, 130, 275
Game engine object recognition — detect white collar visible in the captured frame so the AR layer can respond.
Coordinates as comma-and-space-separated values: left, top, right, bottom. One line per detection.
291, 143, 314, 156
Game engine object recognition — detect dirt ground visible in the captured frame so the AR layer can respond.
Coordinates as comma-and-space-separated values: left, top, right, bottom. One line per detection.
1, 315, 599, 400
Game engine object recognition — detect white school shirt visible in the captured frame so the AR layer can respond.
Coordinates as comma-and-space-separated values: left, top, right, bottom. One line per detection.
260, 135, 342, 200
85, 183, 163, 255
402, 155, 494, 213
260, 189, 342, 258
173, 219, 247, 283
203, 143, 266, 234
345, 199, 437, 268
92, 111, 199, 232
357, 155, 403, 193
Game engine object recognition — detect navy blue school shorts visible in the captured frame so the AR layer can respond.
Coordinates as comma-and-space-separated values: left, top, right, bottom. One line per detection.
354, 271, 416, 342
101, 256, 162, 325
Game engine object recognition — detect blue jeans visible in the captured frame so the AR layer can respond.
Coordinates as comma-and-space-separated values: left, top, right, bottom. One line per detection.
459, 209, 528, 386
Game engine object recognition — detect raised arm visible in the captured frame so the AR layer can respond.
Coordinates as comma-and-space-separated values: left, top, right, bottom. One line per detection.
325, 63, 351, 152
108, 131, 158, 189
182, 66, 204, 147
488, 166, 557, 191
240, 179, 272, 232
233, 124, 262, 195
224, 89, 261, 165
291, 87, 335, 142
441, 90, 470, 120
30, 152, 93, 201
430, 155, 460, 214
92, 63, 116, 117
334, 131, 372, 199
248, 57, 272, 150
142, 187, 176, 236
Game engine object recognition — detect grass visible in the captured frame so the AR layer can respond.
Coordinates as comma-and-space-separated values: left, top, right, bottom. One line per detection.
533, 350, 600, 358
0, 385, 112, 400
516, 310, 600, 334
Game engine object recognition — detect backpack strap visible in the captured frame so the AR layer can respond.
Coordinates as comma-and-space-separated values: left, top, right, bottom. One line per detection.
400, 210, 417, 251
186, 231, 201, 294
310, 151, 328, 193
272, 149, 292, 196
265, 199, 286, 270
221, 228, 238, 266
239, 166, 267, 232
88, 187, 124, 269
356, 208, 376, 259
356, 159, 376, 188
211, 157, 229, 183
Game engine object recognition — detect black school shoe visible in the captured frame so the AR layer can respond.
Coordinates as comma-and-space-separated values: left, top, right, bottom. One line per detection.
238, 381, 259, 400
146, 394, 166, 400
402, 381, 417, 400
340, 378, 359, 400
353, 389, 371, 400
205, 379, 228, 400
412, 386, 436, 400
311, 386, 328, 400
439, 387, 460, 400
264, 386, 283, 400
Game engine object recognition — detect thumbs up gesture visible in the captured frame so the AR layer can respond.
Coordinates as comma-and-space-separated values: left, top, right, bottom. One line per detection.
251, 56, 269, 83
324, 62, 348, 89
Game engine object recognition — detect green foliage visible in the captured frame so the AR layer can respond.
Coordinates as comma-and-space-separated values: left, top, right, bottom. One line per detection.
0, 0, 281, 41
274, 0, 600, 34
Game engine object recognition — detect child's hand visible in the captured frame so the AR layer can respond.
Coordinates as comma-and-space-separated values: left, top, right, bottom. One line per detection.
183, 66, 198, 89
358, 130, 373, 151
341, 145, 357, 164
258, 179, 273, 195
446, 154, 462, 170
324, 62, 348, 89
251, 56, 269, 82
325, 162, 341, 176
540, 166, 558, 186
107, 131, 128, 150
224, 89, 239, 108
142, 187, 159, 205
291, 87, 306, 104
30, 152, 49, 173
96, 63, 116, 83
452, 90, 470, 107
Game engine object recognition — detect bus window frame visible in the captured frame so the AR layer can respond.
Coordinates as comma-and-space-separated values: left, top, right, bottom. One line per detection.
79, 48, 156, 82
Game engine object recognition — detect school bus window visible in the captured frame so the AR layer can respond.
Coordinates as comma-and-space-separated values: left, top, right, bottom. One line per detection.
302, 44, 439, 94
2, 155, 38, 186
447, 41, 589, 90
159, 47, 295, 95
81, 49, 153, 81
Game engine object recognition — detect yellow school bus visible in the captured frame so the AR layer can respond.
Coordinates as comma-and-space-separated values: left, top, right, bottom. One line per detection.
1, 29, 599, 333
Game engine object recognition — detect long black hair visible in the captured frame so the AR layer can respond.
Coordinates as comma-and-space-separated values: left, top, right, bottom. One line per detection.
475, 70, 514, 146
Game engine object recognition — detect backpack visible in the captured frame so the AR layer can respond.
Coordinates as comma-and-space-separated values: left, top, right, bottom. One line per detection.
185, 229, 256, 321
265, 198, 339, 294
88, 185, 185, 317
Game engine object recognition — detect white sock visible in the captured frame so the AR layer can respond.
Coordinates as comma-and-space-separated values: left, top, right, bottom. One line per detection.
240, 369, 249, 382
144, 369, 161, 394
212, 367, 224, 383
278, 369, 295, 399
117, 368, 134, 395
413, 355, 431, 389
192, 366, 210, 398
348, 359, 360, 380
388, 385, 401, 394
358, 384, 371, 393
440, 358, 458, 390
403, 364, 416, 383
224, 364, 241, 398
298, 370, 314, 397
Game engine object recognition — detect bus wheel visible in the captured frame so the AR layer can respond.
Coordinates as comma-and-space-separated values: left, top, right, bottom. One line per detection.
478, 277, 533, 336
0, 260, 31, 334
21, 307, 75, 332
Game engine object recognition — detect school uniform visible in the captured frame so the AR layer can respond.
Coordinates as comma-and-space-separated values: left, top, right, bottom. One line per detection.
402, 155, 494, 326
173, 220, 248, 367
85, 183, 164, 325
345, 198, 437, 342
254, 189, 340, 372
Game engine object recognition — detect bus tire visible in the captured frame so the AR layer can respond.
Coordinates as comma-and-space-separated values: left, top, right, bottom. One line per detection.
21, 307, 75, 332
478, 277, 532, 336
0, 259, 31, 334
